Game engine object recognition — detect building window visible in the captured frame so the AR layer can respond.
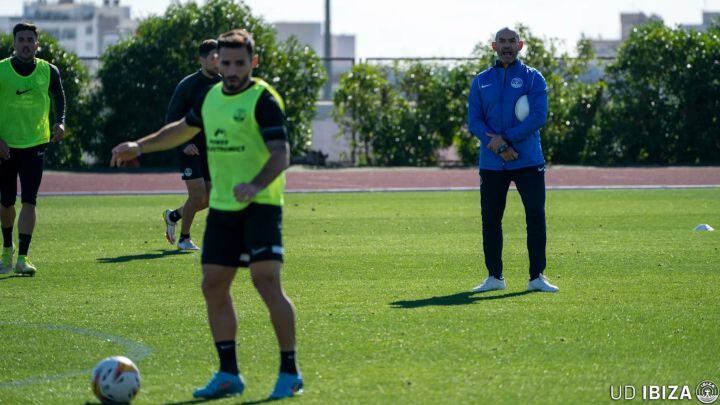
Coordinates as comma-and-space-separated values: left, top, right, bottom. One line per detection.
46, 29, 61, 39
61, 28, 76, 39
86, 25, 93, 35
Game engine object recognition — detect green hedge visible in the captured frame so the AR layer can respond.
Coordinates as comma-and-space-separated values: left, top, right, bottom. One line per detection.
333, 23, 720, 166
80, 0, 325, 166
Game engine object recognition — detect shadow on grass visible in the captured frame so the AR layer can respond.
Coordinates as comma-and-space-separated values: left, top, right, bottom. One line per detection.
0, 274, 25, 281
390, 290, 533, 308
163, 397, 280, 405
97, 249, 191, 264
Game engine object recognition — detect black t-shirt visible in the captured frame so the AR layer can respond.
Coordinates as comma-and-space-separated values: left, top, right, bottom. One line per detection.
10, 57, 65, 125
166, 70, 222, 148
185, 81, 288, 143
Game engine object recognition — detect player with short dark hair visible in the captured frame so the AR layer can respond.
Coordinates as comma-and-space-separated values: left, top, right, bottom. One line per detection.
0, 22, 66, 276
162, 39, 221, 250
111, 28, 303, 400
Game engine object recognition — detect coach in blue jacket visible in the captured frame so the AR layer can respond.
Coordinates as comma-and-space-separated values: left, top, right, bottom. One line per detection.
467, 27, 559, 293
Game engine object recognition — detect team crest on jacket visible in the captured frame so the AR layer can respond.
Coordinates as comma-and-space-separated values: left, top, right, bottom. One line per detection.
233, 108, 247, 122
511, 78, 523, 88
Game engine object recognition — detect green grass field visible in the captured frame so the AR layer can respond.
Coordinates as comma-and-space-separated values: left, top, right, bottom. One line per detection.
0, 189, 718, 404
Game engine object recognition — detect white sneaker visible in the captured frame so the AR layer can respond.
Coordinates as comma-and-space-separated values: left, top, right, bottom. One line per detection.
527, 274, 559, 292
177, 238, 200, 251
162, 209, 177, 245
471, 276, 506, 293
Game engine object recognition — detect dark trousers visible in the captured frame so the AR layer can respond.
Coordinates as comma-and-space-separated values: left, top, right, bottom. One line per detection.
480, 165, 546, 280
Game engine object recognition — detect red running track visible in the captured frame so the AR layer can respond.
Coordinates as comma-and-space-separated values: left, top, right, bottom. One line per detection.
36, 166, 720, 195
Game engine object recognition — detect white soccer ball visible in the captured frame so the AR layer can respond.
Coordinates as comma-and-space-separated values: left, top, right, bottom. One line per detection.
91, 356, 141, 404
515, 94, 530, 121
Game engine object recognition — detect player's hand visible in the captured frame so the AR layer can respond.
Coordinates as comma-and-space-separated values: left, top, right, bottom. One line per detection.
51, 123, 65, 142
486, 133, 506, 153
110, 141, 141, 167
0, 139, 9, 160
233, 183, 259, 203
500, 146, 519, 162
183, 144, 200, 156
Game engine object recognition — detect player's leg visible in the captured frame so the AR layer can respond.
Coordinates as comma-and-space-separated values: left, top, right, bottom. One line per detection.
250, 260, 296, 350
180, 144, 211, 248
14, 144, 45, 276
251, 260, 303, 399
473, 169, 512, 292
514, 165, 557, 292
0, 153, 19, 274
201, 263, 239, 359
177, 177, 208, 250
193, 209, 245, 399
245, 204, 302, 399
162, 150, 200, 246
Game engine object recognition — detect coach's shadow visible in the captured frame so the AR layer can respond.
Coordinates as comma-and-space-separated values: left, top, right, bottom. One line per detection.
390, 290, 533, 308
0, 274, 24, 281
97, 249, 191, 264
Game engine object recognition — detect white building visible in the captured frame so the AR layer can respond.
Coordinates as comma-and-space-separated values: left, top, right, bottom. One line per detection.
589, 12, 662, 58
274, 22, 357, 163
273, 21, 356, 88
680, 11, 720, 31
0, 0, 137, 60
590, 11, 719, 59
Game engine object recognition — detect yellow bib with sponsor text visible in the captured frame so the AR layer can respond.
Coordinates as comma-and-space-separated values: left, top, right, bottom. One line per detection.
201, 78, 286, 211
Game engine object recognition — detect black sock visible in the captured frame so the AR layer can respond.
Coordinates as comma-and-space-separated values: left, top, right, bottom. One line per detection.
18, 233, 32, 256
215, 340, 238, 375
180, 233, 190, 242
280, 351, 298, 375
169, 209, 182, 222
2, 227, 12, 248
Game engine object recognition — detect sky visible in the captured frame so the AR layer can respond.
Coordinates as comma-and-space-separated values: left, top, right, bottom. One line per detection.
1, 0, 719, 57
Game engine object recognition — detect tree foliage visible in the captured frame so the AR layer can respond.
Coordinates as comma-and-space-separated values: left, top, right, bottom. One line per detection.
86, 0, 325, 165
334, 22, 720, 166
597, 22, 720, 164
0, 32, 90, 167
332, 63, 398, 165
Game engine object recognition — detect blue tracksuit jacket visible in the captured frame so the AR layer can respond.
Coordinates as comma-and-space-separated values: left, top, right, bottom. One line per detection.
467, 59, 548, 170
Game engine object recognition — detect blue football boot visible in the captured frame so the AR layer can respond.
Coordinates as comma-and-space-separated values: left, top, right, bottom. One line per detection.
192, 371, 245, 399
270, 372, 304, 399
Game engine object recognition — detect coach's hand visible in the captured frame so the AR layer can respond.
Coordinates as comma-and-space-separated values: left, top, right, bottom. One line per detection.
51, 123, 65, 142
183, 144, 200, 156
110, 141, 141, 167
486, 133, 506, 153
0, 139, 9, 160
234, 183, 259, 203
500, 146, 519, 162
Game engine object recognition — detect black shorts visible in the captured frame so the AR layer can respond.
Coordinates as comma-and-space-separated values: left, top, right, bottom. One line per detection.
178, 143, 210, 181
201, 204, 284, 268
0, 143, 47, 207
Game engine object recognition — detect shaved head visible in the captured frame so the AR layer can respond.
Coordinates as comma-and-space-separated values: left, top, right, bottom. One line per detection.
493, 27, 523, 66
495, 27, 519, 42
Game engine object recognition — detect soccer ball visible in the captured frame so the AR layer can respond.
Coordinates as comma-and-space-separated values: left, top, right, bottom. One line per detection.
91, 356, 141, 404
515, 94, 529, 121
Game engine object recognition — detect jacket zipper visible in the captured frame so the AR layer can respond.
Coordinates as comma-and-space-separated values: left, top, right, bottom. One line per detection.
499, 66, 508, 168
